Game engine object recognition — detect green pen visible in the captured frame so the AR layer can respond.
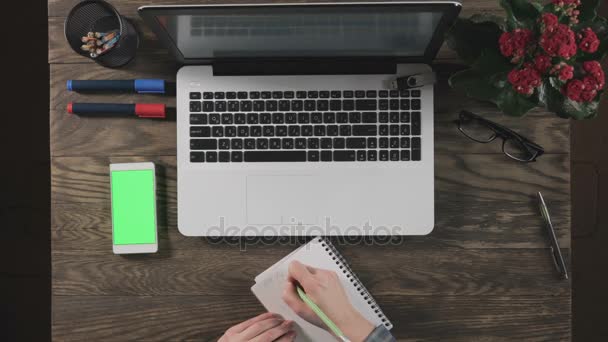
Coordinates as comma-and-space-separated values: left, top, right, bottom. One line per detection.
296, 285, 351, 342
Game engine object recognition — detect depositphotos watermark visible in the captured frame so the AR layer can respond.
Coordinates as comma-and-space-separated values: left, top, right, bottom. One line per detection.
205, 217, 408, 250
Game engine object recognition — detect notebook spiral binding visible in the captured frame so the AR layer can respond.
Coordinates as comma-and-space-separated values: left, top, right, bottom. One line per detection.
317, 237, 392, 329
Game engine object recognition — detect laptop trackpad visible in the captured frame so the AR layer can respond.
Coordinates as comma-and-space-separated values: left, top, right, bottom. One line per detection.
247, 175, 319, 225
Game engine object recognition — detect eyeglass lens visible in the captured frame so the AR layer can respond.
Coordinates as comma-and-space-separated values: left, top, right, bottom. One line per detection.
503, 138, 535, 161
459, 117, 497, 143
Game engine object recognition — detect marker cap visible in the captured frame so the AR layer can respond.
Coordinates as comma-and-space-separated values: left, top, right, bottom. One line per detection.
134, 79, 165, 94
135, 104, 166, 118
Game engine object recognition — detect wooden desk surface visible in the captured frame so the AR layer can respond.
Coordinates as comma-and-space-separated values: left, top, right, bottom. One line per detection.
49, 1, 571, 340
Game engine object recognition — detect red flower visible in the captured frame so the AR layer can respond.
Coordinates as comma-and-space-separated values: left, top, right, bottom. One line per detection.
552, 0, 581, 6
508, 66, 541, 95
583, 61, 605, 89
581, 76, 599, 102
540, 24, 577, 59
578, 28, 600, 53
499, 29, 534, 62
534, 55, 552, 73
558, 64, 574, 81
541, 13, 559, 32
565, 79, 585, 102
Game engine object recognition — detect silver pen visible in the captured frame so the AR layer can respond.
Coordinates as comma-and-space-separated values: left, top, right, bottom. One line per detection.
537, 192, 568, 280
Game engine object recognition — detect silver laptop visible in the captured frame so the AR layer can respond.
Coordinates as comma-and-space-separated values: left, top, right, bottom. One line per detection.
139, 1, 461, 236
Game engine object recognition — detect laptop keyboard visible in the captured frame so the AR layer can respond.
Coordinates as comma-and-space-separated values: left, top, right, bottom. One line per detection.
188, 89, 421, 163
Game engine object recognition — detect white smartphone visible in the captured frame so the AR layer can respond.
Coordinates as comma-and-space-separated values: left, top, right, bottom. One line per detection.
110, 162, 158, 254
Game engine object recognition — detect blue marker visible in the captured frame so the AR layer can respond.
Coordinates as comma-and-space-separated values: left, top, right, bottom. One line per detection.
67, 79, 166, 94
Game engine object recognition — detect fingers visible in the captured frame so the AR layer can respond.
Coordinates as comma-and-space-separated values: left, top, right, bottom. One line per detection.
282, 281, 314, 319
249, 320, 295, 342
287, 261, 315, 288
272, 330, 297, 342
240, 317, 284, 340
226, 312, 278, 334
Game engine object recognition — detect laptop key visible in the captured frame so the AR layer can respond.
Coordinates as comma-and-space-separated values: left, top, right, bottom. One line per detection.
401, 150, 411, 161
349, 112, 361, 123
307, 91, 318, 98
401, 125, 411, 135
317, 100, 329, 111
279, 100, 290, 111
321, 138, 332, 149
270, 138, 281, 149
327, 125, 338, 137
253, 101, 265, 111
190, 152, 205, 162
400, 99, 410, 110
379, 90, 388, 98
266, 101, 278, 111
355, 90, 365, 98
330, 100, 341, 111
291, 100, 303, 111
298, 112, 310, 123
366, 90, 377, 98
295, 138, 306, 149
352, 125, 377, 136
411, 112, 421, 135
339, 125, 351, 136
412, 137, 421, 149
324, 112, 336, 123
215, 101, 227, 112
368, 150, 377, 161
221, 113, 233, 124
400, 112, 410, 123
214, 92, 225, 99
237, 91, 248, 99
296, 91, 307, 98
343, 91, 354, 98
400, 90, 410, 97
245, 151, 306, 162
212, 127, 224, 137
389, 90, 399, 97
226, 92, 237, 99
390, 150, 400, 161
346, 138, 366, 149
401, 137, 410, 148
302, 125, 313, 136
235, 113, 246, 124
203, 92, 213, 99
282, 138, 294, 149
411, 90, 421, 97
320, 91, 330, 98
272, 113, 284, 124
284, 91, 295, 99
249, 91, 260, 99
260, 113, 271, 124
206, 152, 218, 162
357, 150, 366, 161
379, 112, 389, 123
288, 126, 300, 136
261, 91, 271, 99
362, 112, 377, 123
231, 139, 243, 149
333, 138, 345, 149
304, 100, 316, 111
245, 139, 256, 149
337, 112, 348, 123
257, 138, 269, 149
412, 149, 421, 161
321, 151, 332, 161
334, 150, 356, 161
190, 92, 201, 99
379, 150, 389, 161
390, 125, 400, 135
219, 151, 230, 162
190, 101, 202, 112
331, 91, 341, 98
379, 138, 388, 148
308, 138, 319, 149
263, 126, 274, 137
308, 151, 320, 162
307, 112, 320, 124
272, 91, 283, 99
285, 112, 297, 123
411, 99, 421, 110
240, 101, 252, 111
379, 99, 389, 110
367, 137, 377, 148
356, 100, 376, 111
276, 125, 287, 136
343, 100, 355, 111
190, 114, 207, 125
390, 138, 399, 148
251, 126, 262, 137
314, 126, 326, 136
238, 126, 249, 137
209, 114, 220, 125
231, 151, 243, 162
225, 126, 237, 137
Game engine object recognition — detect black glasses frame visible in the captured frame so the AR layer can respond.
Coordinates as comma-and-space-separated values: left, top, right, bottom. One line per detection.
454, 110, 545, 162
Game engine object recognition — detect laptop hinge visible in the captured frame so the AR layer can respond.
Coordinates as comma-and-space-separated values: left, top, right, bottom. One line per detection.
212, 60, 397, 76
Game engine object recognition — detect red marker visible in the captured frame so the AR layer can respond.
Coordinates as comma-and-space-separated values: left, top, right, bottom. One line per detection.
67, 103, 166, 118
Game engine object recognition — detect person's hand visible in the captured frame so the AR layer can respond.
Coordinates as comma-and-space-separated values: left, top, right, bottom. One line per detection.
282, 260, 374, 342
218, 312, 296, 342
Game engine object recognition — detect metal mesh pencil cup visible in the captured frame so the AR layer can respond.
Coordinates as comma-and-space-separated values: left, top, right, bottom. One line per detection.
64, 0, 139, 68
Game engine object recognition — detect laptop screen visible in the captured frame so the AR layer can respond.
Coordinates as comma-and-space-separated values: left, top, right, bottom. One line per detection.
151, 4, 453, 60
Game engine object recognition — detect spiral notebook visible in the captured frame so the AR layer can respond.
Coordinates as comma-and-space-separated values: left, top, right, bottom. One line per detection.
251, 237, 392, 342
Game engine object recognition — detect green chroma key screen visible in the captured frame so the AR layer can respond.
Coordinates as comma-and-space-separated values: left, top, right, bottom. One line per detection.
111, 170, 157, 245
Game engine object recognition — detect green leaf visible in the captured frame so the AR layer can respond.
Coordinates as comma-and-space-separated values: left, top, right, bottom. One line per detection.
499, 0, 540, 30
446, 18, 504, 65
578, 0, 600, 24
474, 49, 513, 74
496, 87, 538, 117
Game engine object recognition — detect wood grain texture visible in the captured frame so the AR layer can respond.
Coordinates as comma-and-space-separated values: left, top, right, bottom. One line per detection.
50, 153, 571, 250
52, 295, 570, 341
49, 0, 572, 339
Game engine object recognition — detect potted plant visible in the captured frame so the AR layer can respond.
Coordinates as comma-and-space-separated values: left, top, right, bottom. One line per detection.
447, 0, 607, 119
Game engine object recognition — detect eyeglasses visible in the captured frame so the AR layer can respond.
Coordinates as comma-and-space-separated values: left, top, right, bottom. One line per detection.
454, 111, 545, 162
